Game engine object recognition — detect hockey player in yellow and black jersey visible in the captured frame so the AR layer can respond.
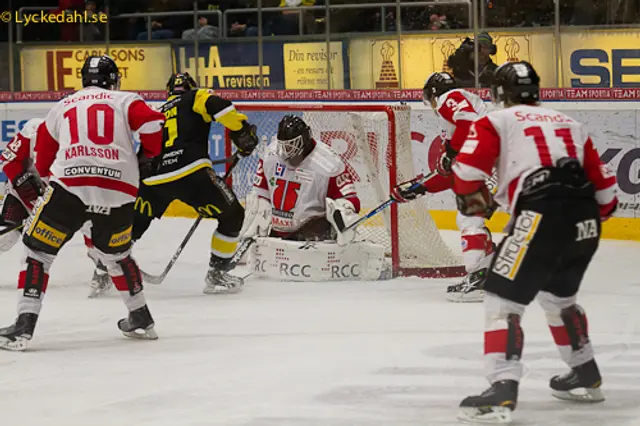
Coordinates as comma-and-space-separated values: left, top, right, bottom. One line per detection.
91, 72, 258, 296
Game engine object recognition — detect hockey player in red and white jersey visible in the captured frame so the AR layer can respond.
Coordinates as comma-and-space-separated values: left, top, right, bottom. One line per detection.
0, 118, 44, 252
0, 119, 107, 299
0, 55, 165, 351
241, 115, 387, 281
391, 72, 494, 302
453, 62, 616, 423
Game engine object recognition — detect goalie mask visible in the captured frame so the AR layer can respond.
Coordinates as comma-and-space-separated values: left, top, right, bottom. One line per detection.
277, 115, 313, 162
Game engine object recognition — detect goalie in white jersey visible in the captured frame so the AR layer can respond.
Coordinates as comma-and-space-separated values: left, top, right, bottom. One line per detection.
0, 55, 165, 350
391, 72, 494, 302
242, 115, 387, 281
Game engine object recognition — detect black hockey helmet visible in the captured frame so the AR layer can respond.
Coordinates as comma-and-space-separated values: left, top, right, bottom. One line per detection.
81, 55, 121, 90
491, 61, 540, 105
277, 115, 313, 161
423, 72, 457, 106
166, 72, 198, 96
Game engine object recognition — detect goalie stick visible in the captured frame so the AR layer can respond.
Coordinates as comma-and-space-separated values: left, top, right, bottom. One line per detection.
141, 153, 241, 285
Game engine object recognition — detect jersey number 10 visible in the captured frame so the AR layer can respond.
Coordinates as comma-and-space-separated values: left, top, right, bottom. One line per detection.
63, 104, 114, 145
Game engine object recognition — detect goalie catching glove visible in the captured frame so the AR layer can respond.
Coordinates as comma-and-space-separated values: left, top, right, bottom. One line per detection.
325, 198, 359, 246
229, 120, 259, 157
13, 171, 45, 210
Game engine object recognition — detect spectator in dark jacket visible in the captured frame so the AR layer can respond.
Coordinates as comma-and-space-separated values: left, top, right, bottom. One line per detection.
446, 32, 498, 87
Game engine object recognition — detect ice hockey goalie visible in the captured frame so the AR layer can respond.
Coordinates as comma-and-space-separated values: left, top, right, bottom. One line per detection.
241, 115, 387, 281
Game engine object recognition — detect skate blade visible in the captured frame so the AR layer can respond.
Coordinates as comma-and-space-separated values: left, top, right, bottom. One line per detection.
552, 387, 605, 403
0, 336, 29, 352
457, 406, 512, 424
447, 290, 485, 303
122, 326, 158, 340
203, 284, 243, 295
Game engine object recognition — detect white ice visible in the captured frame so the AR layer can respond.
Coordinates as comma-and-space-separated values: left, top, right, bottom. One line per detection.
0, 218, 638, 426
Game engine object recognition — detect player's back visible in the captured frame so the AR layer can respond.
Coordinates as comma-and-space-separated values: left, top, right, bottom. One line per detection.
45, 86, 142, 206
486, 104, 589, 206
159, 90, 211, 163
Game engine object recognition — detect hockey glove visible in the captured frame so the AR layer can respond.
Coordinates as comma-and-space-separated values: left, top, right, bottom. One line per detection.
240, 191, 272, 238
600, 199, 617, 222
456, 184, 496, 218
390, 176, 428, 203
229, 121, 259, 157
436, 141, 457, 176
137, 151, 159, 180
13, 171, 45, 211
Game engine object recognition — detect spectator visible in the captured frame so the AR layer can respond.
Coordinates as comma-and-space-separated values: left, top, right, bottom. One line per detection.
82, 0, 107, 41
57, 0, 84, 41
275, 0, 320, 35
446, 32, 498, 87
137, 20, 174, 40
428, 13, 450, 30
182, 16, 219, 39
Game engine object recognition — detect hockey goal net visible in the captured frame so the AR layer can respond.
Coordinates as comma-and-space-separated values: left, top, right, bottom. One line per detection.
227, 103, 464, 278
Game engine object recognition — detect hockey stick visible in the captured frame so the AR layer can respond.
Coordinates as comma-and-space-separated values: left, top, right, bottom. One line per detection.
141, 153, 241, 285
340, 172, 437, 233
0, 222, 24, 237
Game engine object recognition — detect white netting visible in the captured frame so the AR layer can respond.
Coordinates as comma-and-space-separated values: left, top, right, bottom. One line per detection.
230, 104, 462, 277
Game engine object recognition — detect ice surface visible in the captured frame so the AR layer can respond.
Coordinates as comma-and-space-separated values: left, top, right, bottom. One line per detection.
0, 218, 638, 426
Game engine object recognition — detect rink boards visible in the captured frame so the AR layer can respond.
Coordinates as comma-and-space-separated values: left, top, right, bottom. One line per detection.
0, 98, 638, 240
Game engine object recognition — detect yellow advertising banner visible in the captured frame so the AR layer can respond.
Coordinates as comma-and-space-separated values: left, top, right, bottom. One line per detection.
560, 30, 640, 88
283, 42, 344, 89
20, 44, 172, 91
350, 32, 556, 89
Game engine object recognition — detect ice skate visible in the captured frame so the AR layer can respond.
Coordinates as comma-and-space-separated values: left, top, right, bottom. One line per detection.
446, 268, 486, 302
0, 313, 38, 352
88, 261, 112, 298
458, 380, 518, 424
204, 268, 244, 294
204, 255, 244, 294
550, 359, 605, 402
118, 305, 158, 340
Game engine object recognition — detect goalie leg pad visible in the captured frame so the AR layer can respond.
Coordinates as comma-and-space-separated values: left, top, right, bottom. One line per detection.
250, 237, 387, 281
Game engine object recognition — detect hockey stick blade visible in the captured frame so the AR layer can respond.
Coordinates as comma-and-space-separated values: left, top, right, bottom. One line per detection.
140, 154, 241, 285
0, 222, 24, 237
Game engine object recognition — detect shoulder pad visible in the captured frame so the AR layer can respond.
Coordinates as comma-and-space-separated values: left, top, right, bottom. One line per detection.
306, 143, 344, 176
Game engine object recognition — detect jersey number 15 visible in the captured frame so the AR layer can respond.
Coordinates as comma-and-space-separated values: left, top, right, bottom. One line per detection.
273, 179, 301, 212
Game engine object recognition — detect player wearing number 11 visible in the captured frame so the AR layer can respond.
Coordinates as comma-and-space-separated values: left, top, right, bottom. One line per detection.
0, 55, 165, 350
453, 61, 617, 423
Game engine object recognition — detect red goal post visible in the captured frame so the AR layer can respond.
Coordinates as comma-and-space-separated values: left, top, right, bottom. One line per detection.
226, 103, 464, 278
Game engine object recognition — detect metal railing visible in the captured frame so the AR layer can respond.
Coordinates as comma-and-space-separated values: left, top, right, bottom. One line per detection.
4, 0, 640, 92
221, 1, 472, 37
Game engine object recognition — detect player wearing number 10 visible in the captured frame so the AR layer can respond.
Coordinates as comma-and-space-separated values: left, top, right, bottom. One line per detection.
453, 61, 617, 423
0, 55, 166, 351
